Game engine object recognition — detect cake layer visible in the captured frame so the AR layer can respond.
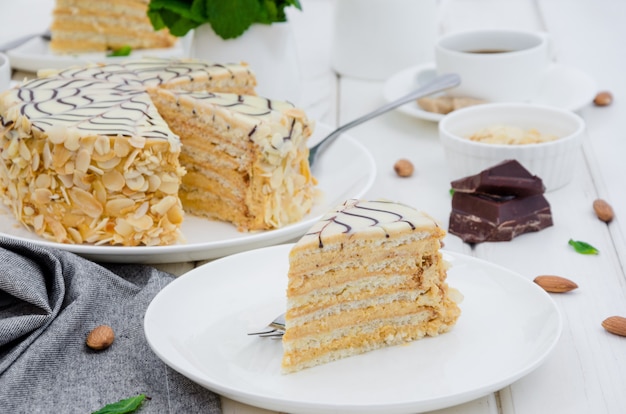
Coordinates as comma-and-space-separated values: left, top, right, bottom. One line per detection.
285, 293, 448, 339
284, 298, 460, 348
288, 237, 442, 295
287, 264, 446, 317
282, 303, 459, 373
289, 231, 441, 264
54, 0, 150, 16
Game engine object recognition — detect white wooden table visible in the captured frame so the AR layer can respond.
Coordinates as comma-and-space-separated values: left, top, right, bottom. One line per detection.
216, 2, 626, 413
1, 1, 625, 413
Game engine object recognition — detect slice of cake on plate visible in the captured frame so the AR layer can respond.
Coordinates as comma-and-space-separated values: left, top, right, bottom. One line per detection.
50, 0, 177, 54
282, 199, 462, 373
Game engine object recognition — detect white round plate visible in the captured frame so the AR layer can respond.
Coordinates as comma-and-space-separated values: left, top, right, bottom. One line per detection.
6, 35, 188, 72
383, 62, 597, 122
0, 123, 376, 263
144, 244, 562, 414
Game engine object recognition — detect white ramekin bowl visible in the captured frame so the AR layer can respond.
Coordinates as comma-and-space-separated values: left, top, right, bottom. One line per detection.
438, 103, 586, 191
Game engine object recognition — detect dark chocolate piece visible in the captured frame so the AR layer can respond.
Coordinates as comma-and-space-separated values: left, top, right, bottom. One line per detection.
448, 192, 553, 243
451, 160, 545, 197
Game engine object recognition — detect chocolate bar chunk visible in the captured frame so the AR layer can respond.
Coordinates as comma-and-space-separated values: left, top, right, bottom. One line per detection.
451, 160, 545, 197
449, 192, 553, 243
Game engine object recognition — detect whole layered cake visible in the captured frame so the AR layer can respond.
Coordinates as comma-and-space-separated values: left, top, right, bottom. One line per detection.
282, 199, 462, 373
0, 58, 316, 245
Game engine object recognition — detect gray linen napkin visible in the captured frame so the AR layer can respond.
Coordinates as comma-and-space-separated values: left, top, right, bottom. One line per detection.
0, 236, 221, 413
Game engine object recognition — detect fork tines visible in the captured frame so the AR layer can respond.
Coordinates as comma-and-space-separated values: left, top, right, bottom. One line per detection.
248, 328, 284, 338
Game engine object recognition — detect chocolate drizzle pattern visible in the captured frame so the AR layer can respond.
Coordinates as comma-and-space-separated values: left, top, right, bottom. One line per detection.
301, 199, 438, 248
1, 58, 257, 145
169, 90, 301, 144
45, 58, 252, 87
175, 91, 283, 116
9, 77, 175, 141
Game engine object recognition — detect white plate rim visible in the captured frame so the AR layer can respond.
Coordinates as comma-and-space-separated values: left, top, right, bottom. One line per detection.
144, 244, 563, 414
6, 35, 188, 72
0, 123, 376, 263
383, 61, 597, 122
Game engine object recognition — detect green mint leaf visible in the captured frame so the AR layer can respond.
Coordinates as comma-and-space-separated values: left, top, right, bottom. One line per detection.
92, 394, 146, 414
148, 0, 206, 36
449, 188, 455, 196
190, 0, 208, 21
257, 0, 279, 24
147, 8, 167, 31
148, 0, 204, 21
165, 13, 204, 37
206, 0, 260, 39
147, 0, 302, 39
258, 0, 301, 23
108, 45, 132, 57
568, 239, 599, 255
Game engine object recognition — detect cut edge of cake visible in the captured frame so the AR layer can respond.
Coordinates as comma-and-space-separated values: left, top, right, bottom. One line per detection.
148, 88, 318, 231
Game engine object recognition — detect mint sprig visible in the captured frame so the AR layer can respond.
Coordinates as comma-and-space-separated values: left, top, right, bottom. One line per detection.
92, 394, 147, 414
148, 0, 302, 39
568, 239, 599, 255
108, 45, 133, 57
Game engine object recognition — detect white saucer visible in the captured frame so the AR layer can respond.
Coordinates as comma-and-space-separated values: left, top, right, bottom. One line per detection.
383, 62, 597, 122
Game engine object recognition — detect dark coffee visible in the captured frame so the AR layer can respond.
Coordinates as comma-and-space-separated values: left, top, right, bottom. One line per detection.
465, 49, 513, 54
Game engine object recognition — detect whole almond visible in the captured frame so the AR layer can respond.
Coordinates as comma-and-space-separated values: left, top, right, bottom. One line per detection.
593, 199, 614, 223
593, 91, 613, 106
533, 275, 578, 293
394, 159, 414, 177
86, 325, 115, 350
601, 316, 626, 337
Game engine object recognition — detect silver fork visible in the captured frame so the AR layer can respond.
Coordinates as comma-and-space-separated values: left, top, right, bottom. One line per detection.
248, 313, 285, 338
307, 73, 461, 168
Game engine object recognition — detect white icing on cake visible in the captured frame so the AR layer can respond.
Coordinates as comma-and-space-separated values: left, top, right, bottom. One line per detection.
298, 199, 440, 247
3, 77, 178, 149
39, 58, 254, 87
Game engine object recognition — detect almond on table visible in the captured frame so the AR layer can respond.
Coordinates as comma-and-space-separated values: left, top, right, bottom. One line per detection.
533, 275, 578, 293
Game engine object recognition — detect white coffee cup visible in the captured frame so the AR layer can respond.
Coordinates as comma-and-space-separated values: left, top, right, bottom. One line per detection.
0, 53, 11, 92
331, 0, 438, 80
435, 29, 551, 102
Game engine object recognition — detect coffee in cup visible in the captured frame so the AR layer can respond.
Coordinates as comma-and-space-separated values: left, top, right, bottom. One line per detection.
435, 29, 551, 102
